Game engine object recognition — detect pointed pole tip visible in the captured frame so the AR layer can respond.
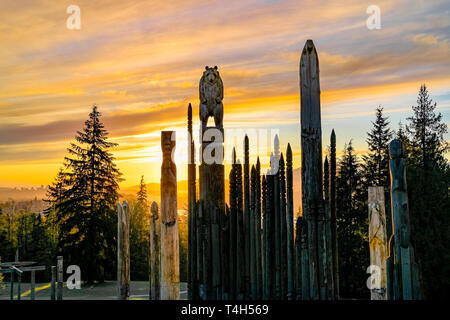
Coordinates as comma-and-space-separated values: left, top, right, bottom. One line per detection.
302, 39, 317, 56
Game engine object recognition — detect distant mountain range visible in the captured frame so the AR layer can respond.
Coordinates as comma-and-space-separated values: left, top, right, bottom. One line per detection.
0, 186, 48, 202
1, 168, 302, 213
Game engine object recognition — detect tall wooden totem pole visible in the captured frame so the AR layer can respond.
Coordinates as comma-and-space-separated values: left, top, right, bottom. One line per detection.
160, 131, 180, 300
199, 66, 226, 300
386, 139, 422, 300
299, 39, 335, 300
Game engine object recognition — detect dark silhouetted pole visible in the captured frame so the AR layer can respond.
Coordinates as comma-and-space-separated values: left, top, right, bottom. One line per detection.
286, 144, 295, 300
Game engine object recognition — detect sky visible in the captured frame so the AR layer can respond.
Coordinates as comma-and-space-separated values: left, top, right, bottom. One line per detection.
0, 0, 449, 189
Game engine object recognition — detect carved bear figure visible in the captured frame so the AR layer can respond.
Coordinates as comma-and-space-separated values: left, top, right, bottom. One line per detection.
199, 66, 223, 129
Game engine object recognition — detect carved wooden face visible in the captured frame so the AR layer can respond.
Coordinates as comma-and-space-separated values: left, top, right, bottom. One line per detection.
203, 66, 219, 84
389, 139, 403, 158
161, 131, 175, 159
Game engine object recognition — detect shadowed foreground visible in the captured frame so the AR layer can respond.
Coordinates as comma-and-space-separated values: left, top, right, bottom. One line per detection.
0, 281, 187, 300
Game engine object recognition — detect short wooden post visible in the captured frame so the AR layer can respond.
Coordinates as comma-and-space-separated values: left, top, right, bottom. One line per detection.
10, 272, 14, 300
149, 201, 161, 300
30, 270, 35, 300
17, 273, 21, 300
294, 217, 302, 300
368, 186, 388, 300
51, 266, 56, 300
299, 217, 310, 300
117, 201, 130, 300
220, 205, 229, 299
228, 152, 237, 300
57, 256, 63, 300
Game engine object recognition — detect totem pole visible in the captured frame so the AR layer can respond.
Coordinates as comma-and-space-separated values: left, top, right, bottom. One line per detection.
299, 39, 334, 300
198, 66, 226, 300
149, 201, 161, 300
387, 139, 422, 300
160, 131, 180, 300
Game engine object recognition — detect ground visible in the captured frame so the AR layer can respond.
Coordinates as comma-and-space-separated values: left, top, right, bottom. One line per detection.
0, 281, 187, 300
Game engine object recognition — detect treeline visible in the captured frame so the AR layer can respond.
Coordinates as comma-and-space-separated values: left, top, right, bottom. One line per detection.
0, 106, 188, 285
0, 202, 58, 283
335, 85, 449, 299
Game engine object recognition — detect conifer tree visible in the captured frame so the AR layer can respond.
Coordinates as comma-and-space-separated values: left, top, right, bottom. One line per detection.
336, 141, 368, 298
137, 175, 148, 204
130, 176, 150, 280
405, 85, 449, 299
362, 106, 393, 188
47, 105, 122, 283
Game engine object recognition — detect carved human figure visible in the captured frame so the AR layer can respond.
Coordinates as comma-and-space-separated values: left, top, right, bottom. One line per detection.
368, 186, 387, 300
199, 66, 224, 129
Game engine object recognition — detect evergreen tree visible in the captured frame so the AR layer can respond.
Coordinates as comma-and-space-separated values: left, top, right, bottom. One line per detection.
137, 175, 148, 203
47, 105, 122, 283
362, 106, 393, 187
406, 85, 448, 170
361, 106, 393, 235
396, 121, 408, 145
129, 177, 150, 280
336, 141, 369, 298
404, 85, 449, 299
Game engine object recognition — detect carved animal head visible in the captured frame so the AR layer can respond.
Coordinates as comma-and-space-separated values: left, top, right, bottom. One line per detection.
203, 66, 220, 85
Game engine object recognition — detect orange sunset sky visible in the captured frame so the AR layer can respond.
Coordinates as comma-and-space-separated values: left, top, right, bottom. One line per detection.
0, 0, 449, 189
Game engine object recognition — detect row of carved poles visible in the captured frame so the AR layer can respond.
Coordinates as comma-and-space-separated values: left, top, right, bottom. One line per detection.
187, 132, 339, 300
